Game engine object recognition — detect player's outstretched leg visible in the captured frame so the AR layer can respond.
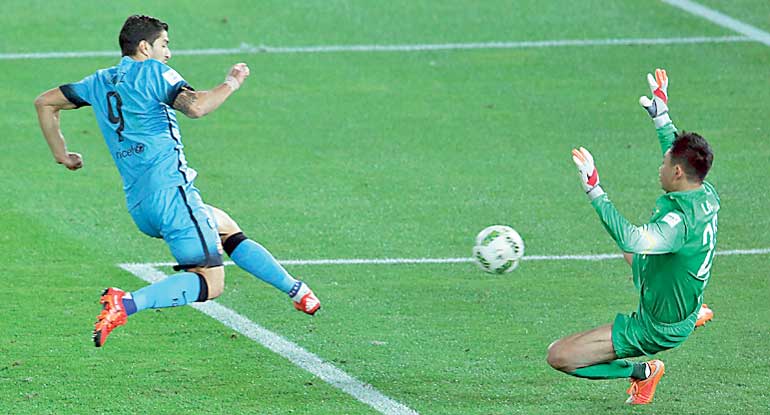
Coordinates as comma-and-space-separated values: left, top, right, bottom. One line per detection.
93, 271, 210, 347
626, 360, 665, 405
223, 232, 321, 315
208, 206, 321, 315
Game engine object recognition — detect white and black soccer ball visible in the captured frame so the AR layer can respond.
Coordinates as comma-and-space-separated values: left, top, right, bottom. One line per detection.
473, 225, 525, 274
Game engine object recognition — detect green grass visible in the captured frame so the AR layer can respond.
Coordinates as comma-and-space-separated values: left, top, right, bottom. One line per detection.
1, 1, 769, 414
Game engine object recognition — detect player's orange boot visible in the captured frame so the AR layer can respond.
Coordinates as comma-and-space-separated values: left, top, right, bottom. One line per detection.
695, 304, 714, 328
291, 282, 321, 315
93, 287, 128, 347
625, 360, 665, 405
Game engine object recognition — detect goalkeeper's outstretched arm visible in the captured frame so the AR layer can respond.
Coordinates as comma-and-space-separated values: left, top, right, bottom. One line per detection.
639, 68, 679, 155
570, 69, 694, 256
591, 195, 686, 255
571, 146, 686, 255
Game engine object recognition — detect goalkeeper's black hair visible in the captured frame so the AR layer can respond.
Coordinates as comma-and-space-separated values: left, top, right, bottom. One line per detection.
670, 131, 713, 182
119, 15, 168, 57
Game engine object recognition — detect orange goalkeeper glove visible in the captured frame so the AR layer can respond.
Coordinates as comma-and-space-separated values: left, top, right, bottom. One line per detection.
639, 68, 671, 128
571, 147, 605, 201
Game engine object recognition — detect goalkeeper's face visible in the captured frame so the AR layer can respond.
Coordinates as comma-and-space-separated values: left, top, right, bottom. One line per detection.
659, 150, 681, 192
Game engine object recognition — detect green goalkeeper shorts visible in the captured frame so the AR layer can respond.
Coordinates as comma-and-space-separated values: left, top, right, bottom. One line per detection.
611, 304, 698, 359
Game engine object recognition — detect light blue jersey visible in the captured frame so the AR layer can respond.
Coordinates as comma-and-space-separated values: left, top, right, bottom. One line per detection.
60, 56, 196, 208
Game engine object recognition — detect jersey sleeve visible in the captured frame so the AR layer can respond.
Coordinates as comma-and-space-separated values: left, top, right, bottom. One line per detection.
59, 73, 98, 108
145, 60, 191, 106
656, 122, 678, 156
590, 194, 686, 255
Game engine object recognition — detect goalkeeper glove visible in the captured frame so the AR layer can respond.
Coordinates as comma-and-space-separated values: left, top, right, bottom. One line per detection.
571, 147, 605, 201
639, 68, 671, 128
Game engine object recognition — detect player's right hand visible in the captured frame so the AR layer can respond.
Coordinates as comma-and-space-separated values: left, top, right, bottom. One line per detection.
639, 68, 672, 128
571, 147, 605, 201
59, 152, 83, 171
225, 63, 250, 91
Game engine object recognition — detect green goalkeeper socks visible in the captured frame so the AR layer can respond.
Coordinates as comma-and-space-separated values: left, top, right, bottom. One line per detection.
569, 359, 636, 380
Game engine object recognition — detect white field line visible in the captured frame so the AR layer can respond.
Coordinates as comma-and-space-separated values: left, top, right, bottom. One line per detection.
119, 263, 419, 415
663, 0, 770, 46
128, 247, 770, 268
0, 36, 752, 60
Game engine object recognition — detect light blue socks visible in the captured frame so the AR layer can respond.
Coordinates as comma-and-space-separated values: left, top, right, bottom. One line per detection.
230, 239, 297, 293
125, 272, 202, 315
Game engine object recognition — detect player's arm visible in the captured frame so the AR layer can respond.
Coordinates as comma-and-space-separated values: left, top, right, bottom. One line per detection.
590, 195, 686, 254
34, 88, 83, 170
571, 147, 685, 255
173, 63, 250, 119
639, 68, 678, 155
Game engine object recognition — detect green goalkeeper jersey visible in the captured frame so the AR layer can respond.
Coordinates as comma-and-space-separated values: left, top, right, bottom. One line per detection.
590, 122, 720, 324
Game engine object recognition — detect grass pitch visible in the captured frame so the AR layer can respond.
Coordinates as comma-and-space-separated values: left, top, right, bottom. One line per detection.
1, 1, 769, 414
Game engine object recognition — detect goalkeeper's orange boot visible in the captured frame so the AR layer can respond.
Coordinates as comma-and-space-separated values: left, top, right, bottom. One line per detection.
93, 287, 128, 347
695, 304, 714, 328
290, 282, 321, 315
625, 360, 665, 405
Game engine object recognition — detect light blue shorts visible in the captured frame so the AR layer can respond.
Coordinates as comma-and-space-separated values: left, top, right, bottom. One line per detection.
129, 183, 223, 268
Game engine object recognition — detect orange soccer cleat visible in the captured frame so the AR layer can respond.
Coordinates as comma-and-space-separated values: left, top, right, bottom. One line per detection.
291, 282, 321, 315
695, 304, 714, 328
93, 287, 128, 347
626, 360, 665, 405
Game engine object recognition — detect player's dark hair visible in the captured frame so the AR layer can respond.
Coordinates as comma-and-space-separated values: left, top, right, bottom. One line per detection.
119, 15, 168, 57
670, 131, 713, 182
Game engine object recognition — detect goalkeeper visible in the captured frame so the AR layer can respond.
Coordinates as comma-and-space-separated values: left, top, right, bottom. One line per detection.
546, 69, 720, 405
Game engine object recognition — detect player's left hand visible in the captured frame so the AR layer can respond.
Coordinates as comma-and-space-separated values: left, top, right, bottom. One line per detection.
224, 63, 250, 91
639, 68, 672, 128
571, 147, 605, 200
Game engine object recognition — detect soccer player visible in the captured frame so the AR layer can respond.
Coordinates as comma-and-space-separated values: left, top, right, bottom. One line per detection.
546, 69, 720, 404
34, 15, 321, 348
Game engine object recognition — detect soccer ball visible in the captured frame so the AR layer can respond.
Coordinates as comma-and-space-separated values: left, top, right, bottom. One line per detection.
473, 225, 525, 274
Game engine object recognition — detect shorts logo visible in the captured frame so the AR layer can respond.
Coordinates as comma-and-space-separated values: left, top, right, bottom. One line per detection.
115, 143, 146, 159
